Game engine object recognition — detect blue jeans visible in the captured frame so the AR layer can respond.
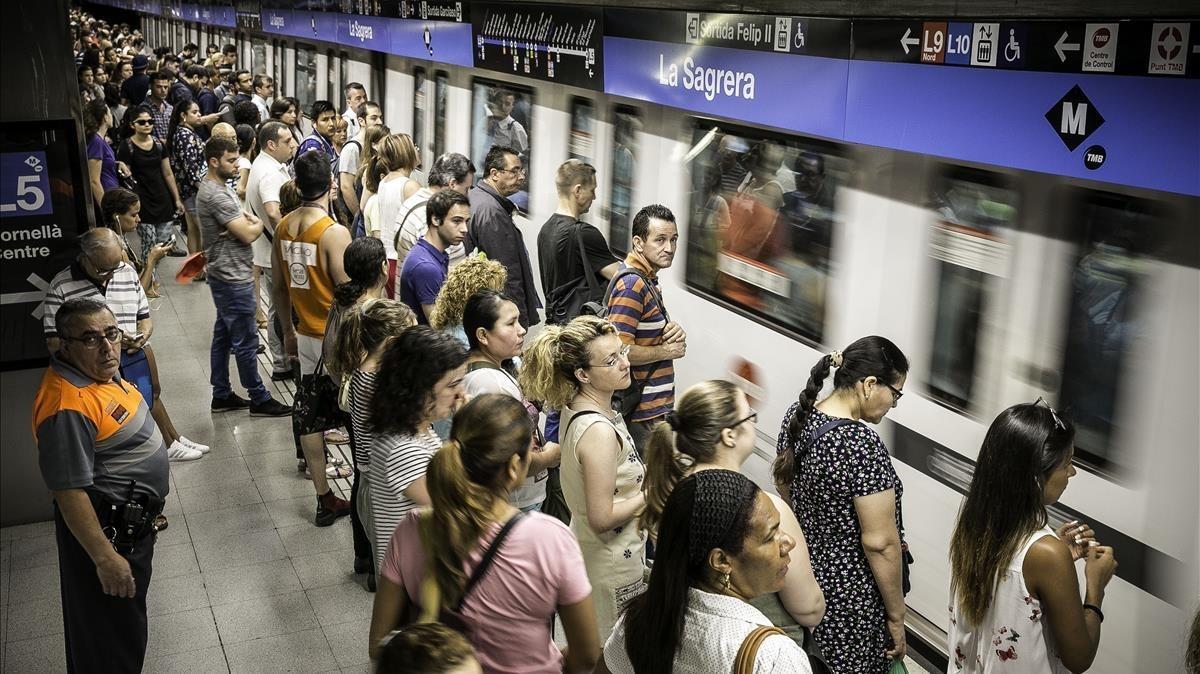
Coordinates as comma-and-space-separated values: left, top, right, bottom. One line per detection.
209, 278, 269, 404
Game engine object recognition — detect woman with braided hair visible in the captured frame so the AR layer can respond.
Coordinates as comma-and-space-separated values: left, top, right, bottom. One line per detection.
772, 336, 910, 674
641, 379, 825, 642
368, 394, 599, 673
598, 469, 812, 673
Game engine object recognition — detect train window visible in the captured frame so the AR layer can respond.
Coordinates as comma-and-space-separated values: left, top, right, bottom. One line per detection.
413, 67, 427, 160
251, 37, 266, 76
926, 169, 1017, 409
471, 78, 534, 210
608, 106, 639, 256
339, 51, 349, 104
569, 98, 594, 163
434, 71, 448, 159
294, 43, 317, 113
1058, 191, 1160, 469
326, 49, 337, 104
684, 120, 849, 345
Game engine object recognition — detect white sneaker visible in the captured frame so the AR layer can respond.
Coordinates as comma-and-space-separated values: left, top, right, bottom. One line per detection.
178, 436, 210, 454
167, 440, 203, 461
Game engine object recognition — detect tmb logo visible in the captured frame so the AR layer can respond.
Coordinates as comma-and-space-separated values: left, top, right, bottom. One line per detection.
1092, 27, 1111, 48
1045, 84, 1104, 151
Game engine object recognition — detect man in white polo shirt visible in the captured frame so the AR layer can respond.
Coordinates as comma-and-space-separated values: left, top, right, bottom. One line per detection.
245, 120, 297, 381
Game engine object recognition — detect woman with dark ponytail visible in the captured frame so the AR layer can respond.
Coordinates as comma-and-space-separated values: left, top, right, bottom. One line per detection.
599, 470, 812, 673
641, 380, 825, 643
772, 336, 909, 674
324, 236, 402, 583
368, 394, 599, 673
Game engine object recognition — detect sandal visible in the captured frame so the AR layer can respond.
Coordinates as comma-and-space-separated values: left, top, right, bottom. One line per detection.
324, 428, 349, 445
305, 462, 352, 480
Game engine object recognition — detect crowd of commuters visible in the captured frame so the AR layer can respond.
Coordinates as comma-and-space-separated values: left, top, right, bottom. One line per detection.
38, 10, 1124, 674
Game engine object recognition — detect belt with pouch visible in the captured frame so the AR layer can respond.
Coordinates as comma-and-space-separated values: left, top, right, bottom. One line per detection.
87, 490, 166, 547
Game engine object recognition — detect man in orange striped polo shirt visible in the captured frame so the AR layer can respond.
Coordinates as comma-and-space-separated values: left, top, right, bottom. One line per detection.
32, 298, 169, 672
605, 204, 688, 453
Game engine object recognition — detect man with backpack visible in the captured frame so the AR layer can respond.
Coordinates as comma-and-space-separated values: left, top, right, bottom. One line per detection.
337, 100, 384, 221
537, 159, 619, 326
605, 204, 687, 454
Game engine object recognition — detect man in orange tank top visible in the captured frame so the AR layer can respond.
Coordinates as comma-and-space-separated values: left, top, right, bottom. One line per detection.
271, 149, 354, 526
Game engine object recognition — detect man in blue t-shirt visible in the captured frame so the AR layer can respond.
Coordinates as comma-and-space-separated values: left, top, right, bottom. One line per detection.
399, 189, 470, 324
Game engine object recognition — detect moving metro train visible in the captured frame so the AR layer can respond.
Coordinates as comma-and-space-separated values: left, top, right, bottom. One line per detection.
128, 4, 1200, 671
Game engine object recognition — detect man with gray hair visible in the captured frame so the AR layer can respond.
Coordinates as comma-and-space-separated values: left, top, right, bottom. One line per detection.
394, 152, 475, 266
42, 228, 205, 460
33, 297, 170, 672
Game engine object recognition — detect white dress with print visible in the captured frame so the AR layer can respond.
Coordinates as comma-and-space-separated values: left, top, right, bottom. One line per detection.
947, 526, 1070, 673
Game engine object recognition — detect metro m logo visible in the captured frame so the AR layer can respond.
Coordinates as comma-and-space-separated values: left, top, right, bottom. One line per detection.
1061, 102, 1087, 135
1046, 84, 1104, 151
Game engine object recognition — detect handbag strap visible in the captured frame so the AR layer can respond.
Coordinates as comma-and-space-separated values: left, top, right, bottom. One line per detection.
602, 265, 670, 323
454, 511, 526, 612
572, 222, 599, 296
733, 625, 787, 674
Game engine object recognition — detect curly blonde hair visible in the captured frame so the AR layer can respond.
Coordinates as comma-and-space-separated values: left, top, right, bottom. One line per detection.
429, 256, 507, 330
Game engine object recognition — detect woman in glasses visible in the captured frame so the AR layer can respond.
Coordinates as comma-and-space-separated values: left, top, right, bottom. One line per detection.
948, 402, 1116, 673
772, 336, 910, 674
116, 104, 187, 290
642, 380, 825, 652
520, 315, 647, 645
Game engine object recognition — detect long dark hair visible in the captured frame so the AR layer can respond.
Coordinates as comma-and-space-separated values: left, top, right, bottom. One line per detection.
370, 327, 467, 436
622, 470, 759, 673
164, 99, 198, 156
949, 402, 1075, 627
333, 236, 386, 308
425, 394, 532, 609
772, 335, 908, 487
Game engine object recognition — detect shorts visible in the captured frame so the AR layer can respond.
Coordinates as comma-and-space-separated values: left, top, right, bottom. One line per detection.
297, 333, 323, 376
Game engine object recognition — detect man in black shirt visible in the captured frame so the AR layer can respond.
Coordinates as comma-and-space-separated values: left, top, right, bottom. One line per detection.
537, 159, 619, 324
120, 54, 150, 106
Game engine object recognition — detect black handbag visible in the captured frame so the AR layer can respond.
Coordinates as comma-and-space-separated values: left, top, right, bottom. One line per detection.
292, 355, 342, 436
545, 223, 601, 325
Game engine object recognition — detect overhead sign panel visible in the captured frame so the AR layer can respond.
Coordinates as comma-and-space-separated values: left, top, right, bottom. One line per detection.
854, 19, 1198, 78
472, 3, 604, 90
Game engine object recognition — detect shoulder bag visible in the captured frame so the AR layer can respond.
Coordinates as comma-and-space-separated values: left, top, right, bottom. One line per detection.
418, 511, 527, 639
544, 222, 601, 325
733, 625, 788, 674
292, 354, 342, 436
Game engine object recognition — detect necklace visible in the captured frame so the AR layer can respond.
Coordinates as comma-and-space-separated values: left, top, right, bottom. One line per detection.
299, 201, 328, 213
573, 389, 616, 420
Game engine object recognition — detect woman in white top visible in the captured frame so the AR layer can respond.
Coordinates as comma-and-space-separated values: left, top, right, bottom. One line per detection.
520, 315, 647, 645
948, 400, 1118, 673
461, 289, 561, 512
365, 133, 421, 296
367, 326, 468, 568
599, 469, 812, 674
642, 380, 826, 642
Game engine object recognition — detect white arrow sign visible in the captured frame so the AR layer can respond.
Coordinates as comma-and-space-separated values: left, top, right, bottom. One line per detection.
0, 273, 51, 318
1055, 31, 1080, 62
900, 27, 919, 54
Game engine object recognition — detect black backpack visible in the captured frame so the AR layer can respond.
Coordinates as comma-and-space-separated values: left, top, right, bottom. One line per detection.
544, 222, 604, 325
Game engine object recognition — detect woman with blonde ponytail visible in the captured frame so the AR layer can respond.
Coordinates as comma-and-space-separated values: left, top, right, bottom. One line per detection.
641, 380, 825, 639
519, 315, 647, 646
368, 394, 599, 673
773, 336, 910, 674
